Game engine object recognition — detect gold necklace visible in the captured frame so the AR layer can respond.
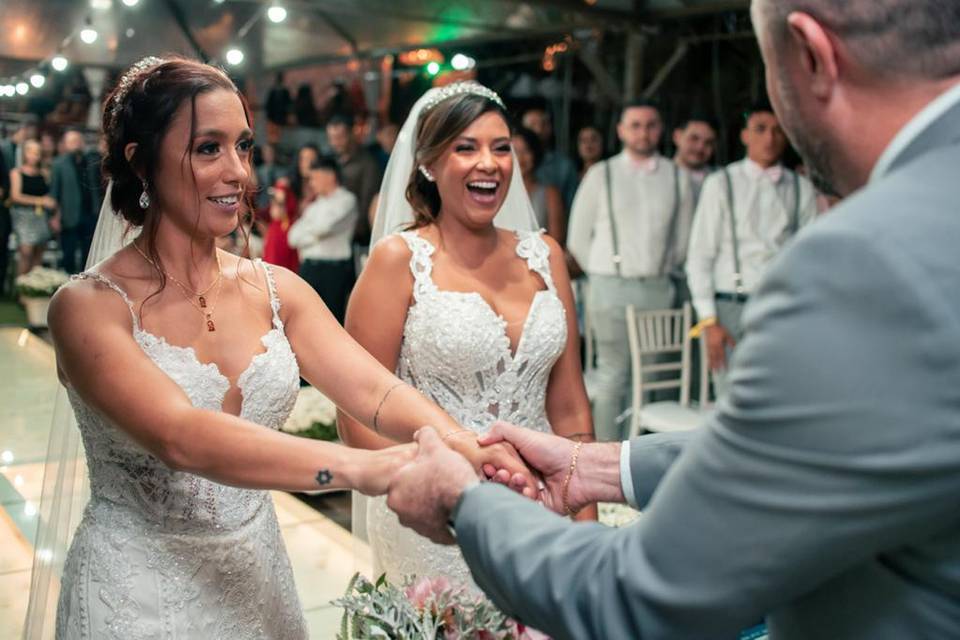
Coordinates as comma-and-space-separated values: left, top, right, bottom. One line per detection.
133, 242, 224, 332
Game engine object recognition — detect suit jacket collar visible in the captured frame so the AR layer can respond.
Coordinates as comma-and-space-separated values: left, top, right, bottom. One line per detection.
872, 81, 960, 182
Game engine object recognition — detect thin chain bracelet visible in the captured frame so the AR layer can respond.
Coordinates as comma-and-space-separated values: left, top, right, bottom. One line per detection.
560, 440, 584, 517
373, 382, 405, 433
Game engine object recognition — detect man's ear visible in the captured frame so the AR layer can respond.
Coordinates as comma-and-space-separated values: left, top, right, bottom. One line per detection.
786, 11, 840, 100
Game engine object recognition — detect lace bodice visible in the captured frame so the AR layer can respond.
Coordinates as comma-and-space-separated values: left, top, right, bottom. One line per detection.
67, 260, 300, 532
369, 229, 567, 589
57, 259, 307, 639
397, 229, 567, 434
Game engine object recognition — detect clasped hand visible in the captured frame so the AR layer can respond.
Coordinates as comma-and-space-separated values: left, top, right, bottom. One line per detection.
386, 422, 586, 545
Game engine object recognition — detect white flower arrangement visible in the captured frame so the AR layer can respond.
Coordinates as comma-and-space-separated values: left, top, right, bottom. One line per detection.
282, 385, 339, 440
15, 267, 70, 298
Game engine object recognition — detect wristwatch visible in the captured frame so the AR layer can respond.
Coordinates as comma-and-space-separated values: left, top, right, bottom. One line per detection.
446, 480, 481, 539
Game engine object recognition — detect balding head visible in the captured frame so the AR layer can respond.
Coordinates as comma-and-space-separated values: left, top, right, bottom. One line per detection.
755, 0, 960, 79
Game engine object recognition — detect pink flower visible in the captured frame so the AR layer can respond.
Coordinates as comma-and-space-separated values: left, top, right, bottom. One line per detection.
405, 575, 453, 610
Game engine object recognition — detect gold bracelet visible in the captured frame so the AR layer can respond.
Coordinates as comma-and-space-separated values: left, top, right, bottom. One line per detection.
688, 316, 718, 339
372, 382, 405, 433
441, 429, 473, 442
560, 440, 584, 517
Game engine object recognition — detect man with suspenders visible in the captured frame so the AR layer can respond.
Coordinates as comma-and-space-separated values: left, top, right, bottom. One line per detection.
687, 101, 818, 396
568, 100, 696, 441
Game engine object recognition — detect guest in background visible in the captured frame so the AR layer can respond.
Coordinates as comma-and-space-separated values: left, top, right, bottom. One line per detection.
513, 126, 565, 244
372, 121, 399, 172
686, 102, 817, 396
568, 100, 696, 441
265, 72, 292, 143
294, 83, 319, 128
287, 156, 358, 324
522, 106, 579, 210
253, 143, 287, 212
673, 116, 718, 201
263, 143, 318, 272
50, 129, 103, 273
9, 139, 56, 275
575, 125, 605, 181
40, 131, 57, 170
326, 113, 382, 247
1, 121, 38, 169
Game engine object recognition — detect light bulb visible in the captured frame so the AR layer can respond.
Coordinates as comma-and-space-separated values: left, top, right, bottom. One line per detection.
80, 27, 99, 44
225, 48, 244, 66
52, 55, 69, 71
267, 5, 287, 23
30, 73, 45, 88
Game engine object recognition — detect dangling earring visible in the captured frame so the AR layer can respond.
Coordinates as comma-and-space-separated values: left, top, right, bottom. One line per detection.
418, 165, 435, 182
139, 179, 150, 209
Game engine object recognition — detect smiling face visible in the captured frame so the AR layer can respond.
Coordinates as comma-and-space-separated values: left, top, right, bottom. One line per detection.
426, 110, 513, 230
150, 88, 253, 239
741, 110, 788, 167
673, 121, 716, 170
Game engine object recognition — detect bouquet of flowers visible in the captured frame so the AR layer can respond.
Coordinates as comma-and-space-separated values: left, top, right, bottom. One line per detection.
15, 266, 70, 298
334, 573, 549, 639
281, 385, 339, 441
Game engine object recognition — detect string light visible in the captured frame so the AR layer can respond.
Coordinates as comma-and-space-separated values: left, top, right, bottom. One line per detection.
15, 82, 29, 95
30, 73, 46, 88
52, 55, 69, 71
80, 17, 99, 44
267, 3, 287, 23
225, 48, 244, 66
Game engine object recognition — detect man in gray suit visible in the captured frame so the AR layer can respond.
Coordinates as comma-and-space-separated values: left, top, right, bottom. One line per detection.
50, 129, 102, 273
385, 1, 960, 638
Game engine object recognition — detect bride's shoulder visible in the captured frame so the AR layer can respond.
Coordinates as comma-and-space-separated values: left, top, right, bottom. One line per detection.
49, 272, 135, 339
368, 233, 416, 269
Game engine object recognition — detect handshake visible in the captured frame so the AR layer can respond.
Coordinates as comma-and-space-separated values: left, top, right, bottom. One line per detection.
383, 423, 623, 545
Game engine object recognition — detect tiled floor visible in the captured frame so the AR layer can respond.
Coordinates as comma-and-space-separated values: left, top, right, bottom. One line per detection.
0, 328, 371, 638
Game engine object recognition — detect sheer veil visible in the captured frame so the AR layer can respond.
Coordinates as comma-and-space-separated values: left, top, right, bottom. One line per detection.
370, 82, 540, 246
23, 182, 135, 638
355, 82, 540, 549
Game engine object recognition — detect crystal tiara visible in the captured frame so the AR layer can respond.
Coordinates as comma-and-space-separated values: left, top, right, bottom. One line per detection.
421, 82, 505, 114
108, 56, 167, 122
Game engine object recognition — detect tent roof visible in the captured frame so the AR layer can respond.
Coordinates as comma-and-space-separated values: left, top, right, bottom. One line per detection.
0, 0, 749, 76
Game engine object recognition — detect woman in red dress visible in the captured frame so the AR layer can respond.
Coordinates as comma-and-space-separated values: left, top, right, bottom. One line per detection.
262, 144, 319, 271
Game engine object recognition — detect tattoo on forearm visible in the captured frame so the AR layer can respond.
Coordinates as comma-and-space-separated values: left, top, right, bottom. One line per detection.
315, 469, 333, 487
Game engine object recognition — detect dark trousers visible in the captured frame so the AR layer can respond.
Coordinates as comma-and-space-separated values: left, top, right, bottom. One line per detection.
299, 258, 355, 324
61, 219, 97, 274
0, 208, 10, 296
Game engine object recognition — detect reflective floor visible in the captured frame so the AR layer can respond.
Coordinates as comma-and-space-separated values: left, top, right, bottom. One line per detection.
0, 328, 370, 638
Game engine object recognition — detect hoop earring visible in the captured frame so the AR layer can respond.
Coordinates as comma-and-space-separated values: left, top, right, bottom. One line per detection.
138, 179, 150, 209
418, 165, 435, 182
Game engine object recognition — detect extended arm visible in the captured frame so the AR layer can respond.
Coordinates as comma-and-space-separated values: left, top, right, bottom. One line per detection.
49, 280, 413, 495
456, 228, 960, 639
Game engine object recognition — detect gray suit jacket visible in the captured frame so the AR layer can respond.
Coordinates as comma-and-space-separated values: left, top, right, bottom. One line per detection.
455, 98, 960, 639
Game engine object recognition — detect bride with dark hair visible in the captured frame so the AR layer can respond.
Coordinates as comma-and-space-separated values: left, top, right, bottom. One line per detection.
37, 58, 533, 639
340, 82, 595, 590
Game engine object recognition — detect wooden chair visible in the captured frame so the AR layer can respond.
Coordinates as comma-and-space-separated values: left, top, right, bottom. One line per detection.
625, 303, 707, 437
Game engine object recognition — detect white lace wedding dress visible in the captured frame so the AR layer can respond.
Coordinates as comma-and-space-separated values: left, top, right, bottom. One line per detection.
57, 261, 308, 639
367, 229, 567, 589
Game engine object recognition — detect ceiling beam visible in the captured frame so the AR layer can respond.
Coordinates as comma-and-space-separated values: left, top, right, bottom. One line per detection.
162, 0, 210, 62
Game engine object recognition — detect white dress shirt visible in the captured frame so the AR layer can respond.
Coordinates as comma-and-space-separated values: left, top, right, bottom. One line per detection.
567, 152, 696, 278
287, 186, 358, 261
686, 159, 817, 319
